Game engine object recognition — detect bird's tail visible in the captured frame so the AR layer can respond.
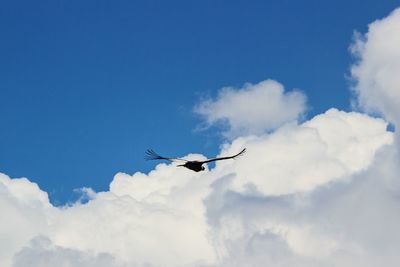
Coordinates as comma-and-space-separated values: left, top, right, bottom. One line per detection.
145, 149, 165, 160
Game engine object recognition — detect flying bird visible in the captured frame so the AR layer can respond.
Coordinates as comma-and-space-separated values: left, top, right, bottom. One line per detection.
145, 148, 246, 172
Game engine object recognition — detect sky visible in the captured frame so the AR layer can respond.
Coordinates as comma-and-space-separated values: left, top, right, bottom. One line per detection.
1, 0, 399, 203
2, 1, 400, 267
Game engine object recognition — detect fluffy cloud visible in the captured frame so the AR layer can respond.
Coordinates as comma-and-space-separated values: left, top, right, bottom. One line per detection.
351, 7, 400, 126
2, 6, 400, 267
0, 168, 216, 267
194, 79, 307, 138
12, 236, 126, 267
203, 144, 400, 267
0, 108, 395, 267
0, 175, 52, 267
212, 109, 392, 195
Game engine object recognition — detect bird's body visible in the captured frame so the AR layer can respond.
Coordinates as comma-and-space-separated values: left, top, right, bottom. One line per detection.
145, 148, 246, 172
177, 161, 205, 172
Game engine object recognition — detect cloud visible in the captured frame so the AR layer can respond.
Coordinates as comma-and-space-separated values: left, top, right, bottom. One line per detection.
0, 108, 395, 267
0, 168, 217, 267
194, 79, 307, 138
351, 7, 400, 126
211, 108, 392, 196
12, 236, 126, 267
203, 144, 400, 267
0, 174, 51, 267
2, 6, 400, 267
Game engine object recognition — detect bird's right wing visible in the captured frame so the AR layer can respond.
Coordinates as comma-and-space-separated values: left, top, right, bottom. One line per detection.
201, 148, 246, 164
144, 149, 188, 162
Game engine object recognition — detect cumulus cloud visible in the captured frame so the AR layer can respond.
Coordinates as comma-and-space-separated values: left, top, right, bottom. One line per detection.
0, 167, 217, 267
0, 108, 395, 267
351, 7, 400, 126
212, 109, 392, 195
0, 175, 51, 267
203, 144, 400, 267
2, 6, 400, 267
194, 79, 307, 138
12, 236, 126, 267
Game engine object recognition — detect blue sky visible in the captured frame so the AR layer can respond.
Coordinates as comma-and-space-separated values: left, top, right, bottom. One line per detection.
1, 0, 399, 204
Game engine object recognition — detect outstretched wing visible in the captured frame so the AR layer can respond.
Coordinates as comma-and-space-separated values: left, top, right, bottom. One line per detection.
201, 148, 246, 164
144, 149, 188, 162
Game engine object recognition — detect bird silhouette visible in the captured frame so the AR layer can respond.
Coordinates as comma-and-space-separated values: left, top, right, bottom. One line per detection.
145, 148, 246, 172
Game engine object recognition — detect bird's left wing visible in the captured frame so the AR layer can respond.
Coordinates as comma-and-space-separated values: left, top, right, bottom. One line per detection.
201, 148, 246, 164
145, 149, 188, 162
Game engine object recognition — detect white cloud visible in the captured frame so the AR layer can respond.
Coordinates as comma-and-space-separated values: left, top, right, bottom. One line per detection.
351, 7, 400, 126
0, 108, 395, 267
0, 174, 52, 267
212, 108, 392, 196
12, 236, 127, 267
0, 167, 217, 267
203, 144, 400, 267
194, 79, 307, 138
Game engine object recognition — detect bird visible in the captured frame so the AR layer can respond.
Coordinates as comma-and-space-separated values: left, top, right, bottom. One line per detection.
145, 148, 246, 172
